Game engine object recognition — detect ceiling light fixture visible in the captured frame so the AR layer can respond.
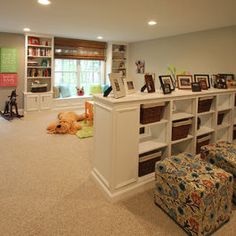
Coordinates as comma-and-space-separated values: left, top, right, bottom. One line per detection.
23, 28, 31, 32
38, 0, 51, 5
97, 36, 103, 40
148, 20, 157, 26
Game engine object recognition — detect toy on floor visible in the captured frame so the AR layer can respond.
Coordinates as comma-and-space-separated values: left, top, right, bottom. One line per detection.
0, 89, 24, 120
47, 111, 85, 135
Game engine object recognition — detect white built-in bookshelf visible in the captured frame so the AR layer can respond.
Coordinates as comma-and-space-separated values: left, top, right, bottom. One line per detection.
92, 89, 236, 200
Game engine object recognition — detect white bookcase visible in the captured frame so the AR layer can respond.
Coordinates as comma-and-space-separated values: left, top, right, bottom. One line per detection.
92, 89, 236, 200
24, 34, 54, 112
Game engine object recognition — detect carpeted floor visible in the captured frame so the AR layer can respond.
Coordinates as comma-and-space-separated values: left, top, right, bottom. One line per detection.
0, 110, 235, 236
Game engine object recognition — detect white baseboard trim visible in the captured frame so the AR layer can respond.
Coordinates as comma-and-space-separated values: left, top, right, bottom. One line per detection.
91, 168, 154, 202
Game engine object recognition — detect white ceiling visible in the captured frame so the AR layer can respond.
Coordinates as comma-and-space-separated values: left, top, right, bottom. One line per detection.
0, 0, 235, 42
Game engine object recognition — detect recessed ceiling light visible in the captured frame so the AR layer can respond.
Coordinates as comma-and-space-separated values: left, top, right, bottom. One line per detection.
38, 0, 51, 5
97, 36, 103, 40
23, 28, 31, 32
148, 20, 157, 26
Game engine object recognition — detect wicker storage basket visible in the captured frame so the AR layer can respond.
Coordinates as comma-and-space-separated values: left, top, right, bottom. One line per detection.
140, 102, 165, 124
139, 149, 162, 177
217, 112, 225, 125
198, 97, 213, 113
196, 134, 211, 154
233, 126, 236, 140
172, 119, 192, 141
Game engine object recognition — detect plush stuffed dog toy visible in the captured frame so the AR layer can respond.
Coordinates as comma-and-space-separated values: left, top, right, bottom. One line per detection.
47, 111, 85, 135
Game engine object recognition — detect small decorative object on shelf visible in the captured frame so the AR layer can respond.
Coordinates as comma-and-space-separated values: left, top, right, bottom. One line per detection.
199, 80, 208, 90
31, 81, 48, 93
191, 82, 201, 92
161, 83, 172, 94
212, 74, 228, 89
159, 75, 175, 91
176, 75, 193, 89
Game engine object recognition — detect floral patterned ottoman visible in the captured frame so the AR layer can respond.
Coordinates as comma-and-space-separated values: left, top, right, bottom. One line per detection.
200, 141, 236, 203
154, 153, 233, 236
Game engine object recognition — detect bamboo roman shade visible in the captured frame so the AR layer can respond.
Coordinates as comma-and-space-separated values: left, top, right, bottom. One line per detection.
54, 37, 107, 60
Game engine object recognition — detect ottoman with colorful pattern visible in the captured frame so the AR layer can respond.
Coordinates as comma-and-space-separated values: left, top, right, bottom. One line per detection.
154, 153, 233, 236
200, 141, 236, 203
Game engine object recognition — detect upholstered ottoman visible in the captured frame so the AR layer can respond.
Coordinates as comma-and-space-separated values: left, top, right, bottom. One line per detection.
154, 153, 233, 236
200, 141, 236, 203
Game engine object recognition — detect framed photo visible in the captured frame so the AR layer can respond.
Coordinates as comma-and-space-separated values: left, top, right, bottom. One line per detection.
124, 79, 136, 94
194, 74, 210, 88
144, 74, 155, 93
159, 75, 175, 91
191, 82, 201, 92
199, 80, 208, 90
218, 74, 235, 81
135, 60, 145, 74
109, 73, 126, 99
161, 83, 172, 94
176, 75, 193, 90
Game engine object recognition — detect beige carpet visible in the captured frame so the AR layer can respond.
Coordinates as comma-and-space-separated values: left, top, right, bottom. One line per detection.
0, 110, 235, 236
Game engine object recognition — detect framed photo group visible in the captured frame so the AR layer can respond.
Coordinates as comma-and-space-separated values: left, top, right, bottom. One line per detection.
109, 73, 136, 99
174, 74, 210, 91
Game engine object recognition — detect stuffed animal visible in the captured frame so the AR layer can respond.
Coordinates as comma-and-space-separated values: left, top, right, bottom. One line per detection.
47, 111, 85, 135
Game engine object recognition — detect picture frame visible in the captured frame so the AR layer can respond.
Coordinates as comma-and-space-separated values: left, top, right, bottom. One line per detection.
144, 74, 155, 93
123, 78, 136, 94
194, 74, 210, 88
191, 82, 201, 92
218, 74, 235, 81
109, 73, 126, 99
159, 75, 175, 91
161, 83, 172, 94
135, 60, 145, 74
176, 75, 193, 90
199, 80, 208, 90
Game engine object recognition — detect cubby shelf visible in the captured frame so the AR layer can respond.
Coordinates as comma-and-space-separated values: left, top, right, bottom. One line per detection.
139, 139, 167, 154
93, 90, 236, 200
217, 123, 231, 130
28, 44, 51, 48
139, 119, 168, 128
171, 135, 194, 145
28, 56, 51, 58
218, 107, 232, 112
197, 127, 214, 136
172, 112, 193, 121
197, 110, 215, 116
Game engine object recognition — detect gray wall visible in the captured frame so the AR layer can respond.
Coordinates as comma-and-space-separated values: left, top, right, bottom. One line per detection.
128, 26, 236, 89
0, 33, 24, 110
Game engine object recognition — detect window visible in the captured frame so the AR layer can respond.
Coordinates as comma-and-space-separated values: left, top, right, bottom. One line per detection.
54, 59, 104, 97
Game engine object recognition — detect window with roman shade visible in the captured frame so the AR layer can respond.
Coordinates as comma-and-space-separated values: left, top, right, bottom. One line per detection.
54, 37, 107, 61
